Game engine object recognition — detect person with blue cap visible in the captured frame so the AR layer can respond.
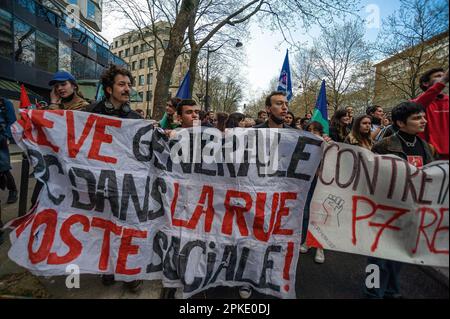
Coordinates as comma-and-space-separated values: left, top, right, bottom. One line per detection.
48, 71, 89, 111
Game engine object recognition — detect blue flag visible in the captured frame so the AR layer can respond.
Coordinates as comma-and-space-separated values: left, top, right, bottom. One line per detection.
176, 71, 191, 99
311, 80, 329, 135
277, 50, 293, 101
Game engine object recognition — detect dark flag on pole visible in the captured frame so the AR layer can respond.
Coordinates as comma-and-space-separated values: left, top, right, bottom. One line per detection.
176, 71, 191, 99
311, 80, 329, 135
277, 50, 293, 101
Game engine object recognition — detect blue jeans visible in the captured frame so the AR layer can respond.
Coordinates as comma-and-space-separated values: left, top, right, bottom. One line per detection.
364, 257, 403, 299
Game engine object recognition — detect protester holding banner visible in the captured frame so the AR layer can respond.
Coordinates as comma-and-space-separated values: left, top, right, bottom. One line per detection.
412, 68, 449, 160
344, 115, 374, 150
48, 71, 89, 111
329, 109, 351, 142
299, 121, 331, 263
364, 101, 435, 299
238, 91, 293, 299
161, 98, 202, 299
254, 91, 291, 129
84, 64, 143, 292
31, 73, 90, 206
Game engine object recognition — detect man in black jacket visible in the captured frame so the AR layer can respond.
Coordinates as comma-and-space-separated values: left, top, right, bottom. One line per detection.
85, 65, 141, 119
86, 65, 142, 293
365, 101, 434, 299
254, 91, 291, 129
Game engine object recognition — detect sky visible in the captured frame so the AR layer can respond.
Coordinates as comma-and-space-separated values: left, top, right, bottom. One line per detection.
100, 0, 402, 104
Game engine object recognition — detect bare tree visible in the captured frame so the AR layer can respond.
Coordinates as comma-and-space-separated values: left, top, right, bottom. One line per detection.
311, 20, 370, 111
342, 60, 376, 114
105, 0, 359, 119
374, 0, 449, 102
208, 76, 244, 113
292, 47, 319, 116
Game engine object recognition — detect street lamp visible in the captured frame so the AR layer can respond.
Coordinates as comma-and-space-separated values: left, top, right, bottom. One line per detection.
205, 40, 243, 112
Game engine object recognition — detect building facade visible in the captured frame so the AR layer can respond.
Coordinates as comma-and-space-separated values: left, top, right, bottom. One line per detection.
110, 24, 189, 117
373, 31, 449, 110
0, 0, 125, 108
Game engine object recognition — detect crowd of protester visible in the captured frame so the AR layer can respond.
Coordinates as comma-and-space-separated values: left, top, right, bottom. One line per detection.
0, 64, 448, 300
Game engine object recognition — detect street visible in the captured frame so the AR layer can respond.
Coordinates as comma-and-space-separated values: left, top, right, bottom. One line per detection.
0, 152, 448, 299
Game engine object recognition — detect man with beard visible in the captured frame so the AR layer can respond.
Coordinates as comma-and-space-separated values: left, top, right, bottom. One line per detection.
85, 64, 142, 293
85, 65, 142, 119
254, 91, 291, 129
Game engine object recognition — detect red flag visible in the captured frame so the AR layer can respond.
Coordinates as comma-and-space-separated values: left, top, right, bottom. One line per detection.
19, 84, 31, 109
35, 98, 41, 109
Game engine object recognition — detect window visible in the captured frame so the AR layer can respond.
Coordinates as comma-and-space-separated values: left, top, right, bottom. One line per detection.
72, 27, 88, 45
133, 77, 136, 85
125, 48, 130, 57
115, 41, 118, 48
87, 37, 96, 53
14, 18, 35, 66
139, 59, 145, 69
96, 64, 105, 78
148, 57, 154, 69
121, 39, 125, 46
17, 0, 36, 14
139, 75, 145, 86
85, 57, 96, 79
35, 31, 57, 73
87, 0, 96, 21
146, 91, 152, 102
141, 43, 150, 52
0, 9, 13, 59
132, 61, 137, 70
37, 5, 57, 26
59, 41, 71, 72
147, 73, 153, 85
138, 91, 144, 100
57, 16, 71, 36
97, 44, 109, 59
71, 50, 85, 79
133, 46, 139, 55
119, 50, 123, 57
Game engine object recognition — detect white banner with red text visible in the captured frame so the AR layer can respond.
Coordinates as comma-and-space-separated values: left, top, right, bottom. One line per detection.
7, 110, 324, 299
308, 142, 449, 267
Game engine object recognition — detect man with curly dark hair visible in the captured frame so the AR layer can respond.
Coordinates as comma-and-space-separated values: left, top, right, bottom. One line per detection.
85, 64, 142, 119
85, 65, 142, 293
